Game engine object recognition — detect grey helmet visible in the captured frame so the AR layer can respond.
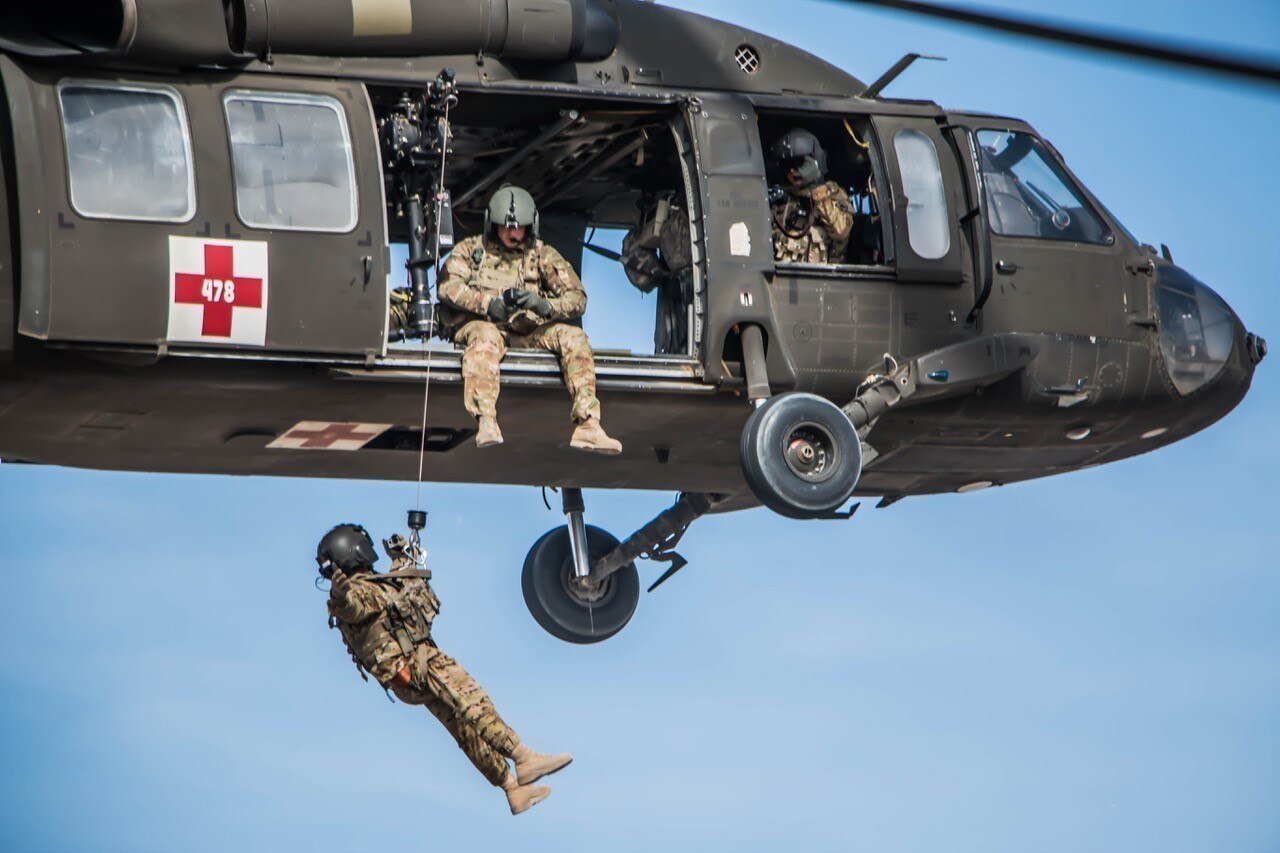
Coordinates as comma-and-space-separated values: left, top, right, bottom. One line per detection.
771, 128, 828, 187
316, 523, 379, 577
484, 185, 539, 239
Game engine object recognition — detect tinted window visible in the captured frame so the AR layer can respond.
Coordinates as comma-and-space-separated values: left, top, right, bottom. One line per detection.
224, 92, 357, 232
892, 129, 951, 260
1154, 267, 1235, 396
60, 84, 195, 222
977, 130, 1111, 244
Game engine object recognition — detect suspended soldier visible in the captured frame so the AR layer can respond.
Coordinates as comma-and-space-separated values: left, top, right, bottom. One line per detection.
435, 185, 622, 453
317, 523, 573, 815
621, 192, 694, 354
769, 128, 855, 264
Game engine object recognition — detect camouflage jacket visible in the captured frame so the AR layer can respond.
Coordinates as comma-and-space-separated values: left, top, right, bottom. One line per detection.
771, 181, 855, 264
437, 235, 587, 336
328, 568, 440, 686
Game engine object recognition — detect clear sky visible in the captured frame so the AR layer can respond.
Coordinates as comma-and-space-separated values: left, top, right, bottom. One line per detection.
3, 2, 1279, 851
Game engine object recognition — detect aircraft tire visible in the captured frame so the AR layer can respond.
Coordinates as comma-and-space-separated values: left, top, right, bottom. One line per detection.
740, 392, 862, 519
521, 525, 640, 644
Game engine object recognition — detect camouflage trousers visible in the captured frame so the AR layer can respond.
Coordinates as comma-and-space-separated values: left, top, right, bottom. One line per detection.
390, 643, 520, 787
454, 319, 601, 423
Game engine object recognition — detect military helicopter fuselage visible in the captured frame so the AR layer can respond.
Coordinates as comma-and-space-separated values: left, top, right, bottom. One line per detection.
0, 1, 1266, 641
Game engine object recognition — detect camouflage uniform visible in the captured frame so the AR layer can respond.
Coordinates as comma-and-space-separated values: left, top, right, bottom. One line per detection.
438, 235, 600, 423
328, 566, 519, 787
771, 181, 855, 264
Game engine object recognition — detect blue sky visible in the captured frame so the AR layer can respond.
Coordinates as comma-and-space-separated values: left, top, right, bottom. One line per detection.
3, 2, 1279, 851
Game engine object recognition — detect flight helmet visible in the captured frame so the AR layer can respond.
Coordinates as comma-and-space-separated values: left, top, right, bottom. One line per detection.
771, 128, 828, 187
316, 523, 379, 577
484, 185, 539, 239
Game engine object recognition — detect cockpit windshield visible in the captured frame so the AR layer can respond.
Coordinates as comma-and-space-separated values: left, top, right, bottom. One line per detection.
977, 130, 1111, 245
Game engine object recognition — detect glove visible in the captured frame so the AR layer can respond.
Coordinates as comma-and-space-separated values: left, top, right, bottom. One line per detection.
330, 568, 352, 598
486, 296, 512, 323
504, 288, 554, 318
796, 156, 823, 188
767, 185, 788, 206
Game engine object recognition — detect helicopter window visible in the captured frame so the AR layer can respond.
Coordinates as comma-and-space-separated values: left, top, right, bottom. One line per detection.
976, 130, 1111, 245
756, 114, 888, 268
892, 129, 951, 261
58, 83, 195, 223
223, 91, 358, 233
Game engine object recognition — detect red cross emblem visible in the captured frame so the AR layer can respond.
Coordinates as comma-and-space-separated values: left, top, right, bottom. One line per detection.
168, 237, 269, 345
267, 421, 393, 451
173, 244, 264, 337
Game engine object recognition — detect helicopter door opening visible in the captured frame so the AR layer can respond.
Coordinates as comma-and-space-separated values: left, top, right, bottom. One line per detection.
375, 89, 700, 362
755, 111, 893, 272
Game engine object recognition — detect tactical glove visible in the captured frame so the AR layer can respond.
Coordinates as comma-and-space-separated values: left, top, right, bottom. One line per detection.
505, 288, 554, 319
767, 185, 788, 206
330, 568, 351, 598
487, 296, 513, 323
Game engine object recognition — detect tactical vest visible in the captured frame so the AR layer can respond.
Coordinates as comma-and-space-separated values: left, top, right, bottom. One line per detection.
331, 570, 441, 685
438, 238, 546, 335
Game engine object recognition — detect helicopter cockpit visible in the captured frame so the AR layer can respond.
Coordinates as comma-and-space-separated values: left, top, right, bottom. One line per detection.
975, 130, 1112, 245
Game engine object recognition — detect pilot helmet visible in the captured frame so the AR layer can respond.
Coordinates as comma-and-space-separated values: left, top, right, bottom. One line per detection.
485, 185, 540, 240
316, 523, 379, 577
771, 128, 828, 187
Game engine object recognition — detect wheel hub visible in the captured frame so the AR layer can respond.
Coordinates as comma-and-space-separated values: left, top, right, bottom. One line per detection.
783, 422, 838, 483
562, 559, 613, 605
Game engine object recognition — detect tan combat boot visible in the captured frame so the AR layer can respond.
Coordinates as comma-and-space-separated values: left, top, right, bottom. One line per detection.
476, 416, 504, 449
570, 417, 622, 455
501, 774, 551, 816
512, 742, 574, 786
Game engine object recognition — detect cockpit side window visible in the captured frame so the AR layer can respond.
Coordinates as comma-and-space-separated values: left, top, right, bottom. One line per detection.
976, 130, 1111, 245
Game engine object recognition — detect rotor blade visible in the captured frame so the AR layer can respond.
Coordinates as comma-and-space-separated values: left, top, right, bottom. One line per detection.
827, 0, 1280, 87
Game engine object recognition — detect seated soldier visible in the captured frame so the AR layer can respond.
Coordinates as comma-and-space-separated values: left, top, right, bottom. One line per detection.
436, 185, 622, 454
769, 128, 855, 264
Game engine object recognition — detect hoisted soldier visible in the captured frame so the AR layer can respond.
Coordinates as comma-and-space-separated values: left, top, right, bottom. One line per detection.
621, 192, 694, 354
317, 523, 573, 815
769, 128, 855, 265
435, 185, 623, 454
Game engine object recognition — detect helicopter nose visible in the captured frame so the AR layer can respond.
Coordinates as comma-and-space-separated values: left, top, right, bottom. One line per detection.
1152, 266, 1261, 399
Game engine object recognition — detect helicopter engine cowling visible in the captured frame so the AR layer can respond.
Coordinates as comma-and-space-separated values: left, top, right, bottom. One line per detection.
0, 0, 619, 66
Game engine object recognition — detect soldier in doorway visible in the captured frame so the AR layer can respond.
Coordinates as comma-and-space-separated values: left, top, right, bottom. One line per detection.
621, 192, 694, 354
434, 185, 622, 454
769, 128, 855, 264
318, 523, 573, 815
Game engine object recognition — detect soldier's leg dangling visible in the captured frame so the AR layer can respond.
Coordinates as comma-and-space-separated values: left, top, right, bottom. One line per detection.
455, 320, 508, 446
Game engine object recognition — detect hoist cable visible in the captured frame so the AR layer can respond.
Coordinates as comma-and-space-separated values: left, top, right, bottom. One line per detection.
414, 96, 452, 513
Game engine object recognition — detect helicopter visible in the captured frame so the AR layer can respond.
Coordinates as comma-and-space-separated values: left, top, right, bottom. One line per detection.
0, 0, 1268, 644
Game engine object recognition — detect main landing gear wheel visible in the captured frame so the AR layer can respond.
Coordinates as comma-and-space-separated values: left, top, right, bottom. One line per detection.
740, 392, 863, 519
521, 525, 640, 644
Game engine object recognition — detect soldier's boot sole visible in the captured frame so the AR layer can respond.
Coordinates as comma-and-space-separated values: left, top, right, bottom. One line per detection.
476, 417, 504, 449
507, 784, 552, 816
515, 753, 573, 787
